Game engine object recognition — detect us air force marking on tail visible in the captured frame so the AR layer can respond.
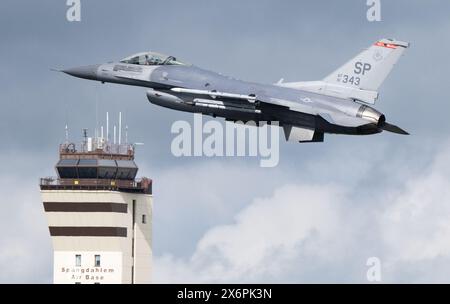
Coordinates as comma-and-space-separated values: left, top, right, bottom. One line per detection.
61, 38, 409, 143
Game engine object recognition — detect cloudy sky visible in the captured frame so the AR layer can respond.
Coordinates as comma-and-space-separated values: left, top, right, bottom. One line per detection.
1, 0, 450, 283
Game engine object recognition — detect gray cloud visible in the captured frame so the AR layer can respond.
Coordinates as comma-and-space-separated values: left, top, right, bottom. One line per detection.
153, 142, 450, 283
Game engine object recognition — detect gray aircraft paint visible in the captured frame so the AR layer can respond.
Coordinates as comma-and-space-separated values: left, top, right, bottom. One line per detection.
62, 38, 409, 143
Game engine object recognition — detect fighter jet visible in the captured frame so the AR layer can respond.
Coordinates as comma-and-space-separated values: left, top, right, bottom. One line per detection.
62, 38, 409, 143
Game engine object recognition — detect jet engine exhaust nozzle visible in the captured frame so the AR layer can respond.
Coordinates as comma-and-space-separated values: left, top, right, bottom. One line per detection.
357, 105, 384, 125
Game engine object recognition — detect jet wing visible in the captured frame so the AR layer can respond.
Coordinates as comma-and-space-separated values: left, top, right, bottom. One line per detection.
172, 87, 398, 132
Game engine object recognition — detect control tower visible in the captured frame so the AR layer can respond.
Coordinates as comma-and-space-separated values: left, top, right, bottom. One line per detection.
40, 128, 152, 284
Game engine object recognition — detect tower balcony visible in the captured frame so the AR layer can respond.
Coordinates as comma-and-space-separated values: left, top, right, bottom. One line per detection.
40, 177, 152, 194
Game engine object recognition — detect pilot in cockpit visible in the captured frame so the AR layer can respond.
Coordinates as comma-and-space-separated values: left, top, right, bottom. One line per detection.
120, 52, 190, 66
144, 55, 151, 65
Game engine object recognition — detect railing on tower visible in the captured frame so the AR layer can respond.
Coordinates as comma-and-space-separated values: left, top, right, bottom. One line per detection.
60, 141, 134, 157
40, 177, 152, 194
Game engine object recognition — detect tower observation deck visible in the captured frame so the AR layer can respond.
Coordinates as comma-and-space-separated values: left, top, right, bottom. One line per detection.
40, 140, 152, 194
40, 122, 153, 284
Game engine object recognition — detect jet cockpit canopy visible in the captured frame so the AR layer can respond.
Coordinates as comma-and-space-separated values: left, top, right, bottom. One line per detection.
119, 51, 189, 66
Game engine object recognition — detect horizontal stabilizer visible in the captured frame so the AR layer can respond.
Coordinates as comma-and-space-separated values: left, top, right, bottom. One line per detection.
380, 122, 409, 135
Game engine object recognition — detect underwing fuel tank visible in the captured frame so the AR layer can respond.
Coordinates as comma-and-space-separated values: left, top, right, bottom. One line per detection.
146, 89, 185, 104
146, 89, 194, 112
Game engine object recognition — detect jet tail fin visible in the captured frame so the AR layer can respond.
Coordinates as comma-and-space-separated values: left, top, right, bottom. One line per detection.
276, 39, 409, 104
323, 38, 410, 92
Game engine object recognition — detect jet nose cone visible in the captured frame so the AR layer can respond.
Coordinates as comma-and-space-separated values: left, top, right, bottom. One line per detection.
62, 64, 100, 80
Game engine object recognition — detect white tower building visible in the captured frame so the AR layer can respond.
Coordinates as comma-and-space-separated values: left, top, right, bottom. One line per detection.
40, 131, 152, 284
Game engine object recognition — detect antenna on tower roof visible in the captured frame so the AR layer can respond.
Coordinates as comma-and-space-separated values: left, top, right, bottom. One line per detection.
95, 91, 99, 140
82, 128, 88, 152
125, 125, 128, 144
119, 112, 122, 145
65, 124, 69, 143
106, 112, 109, 144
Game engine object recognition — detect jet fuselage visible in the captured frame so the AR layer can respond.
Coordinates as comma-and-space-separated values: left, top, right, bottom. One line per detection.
62, 40, 409, 142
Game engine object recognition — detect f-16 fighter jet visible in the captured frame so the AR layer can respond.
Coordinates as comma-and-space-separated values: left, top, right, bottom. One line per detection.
62, 38, 409, 142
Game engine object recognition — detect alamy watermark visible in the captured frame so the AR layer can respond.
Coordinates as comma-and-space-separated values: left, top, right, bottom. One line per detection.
366, 0, 381, 22
366, 257, 382, 282
170, 113, 280, 167
66, 0, 81, 22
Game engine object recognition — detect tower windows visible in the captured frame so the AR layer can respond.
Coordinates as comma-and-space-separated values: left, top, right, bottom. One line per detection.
75, 254, 81, 267
142, 214, 146, 224
94, 255, 101, 267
